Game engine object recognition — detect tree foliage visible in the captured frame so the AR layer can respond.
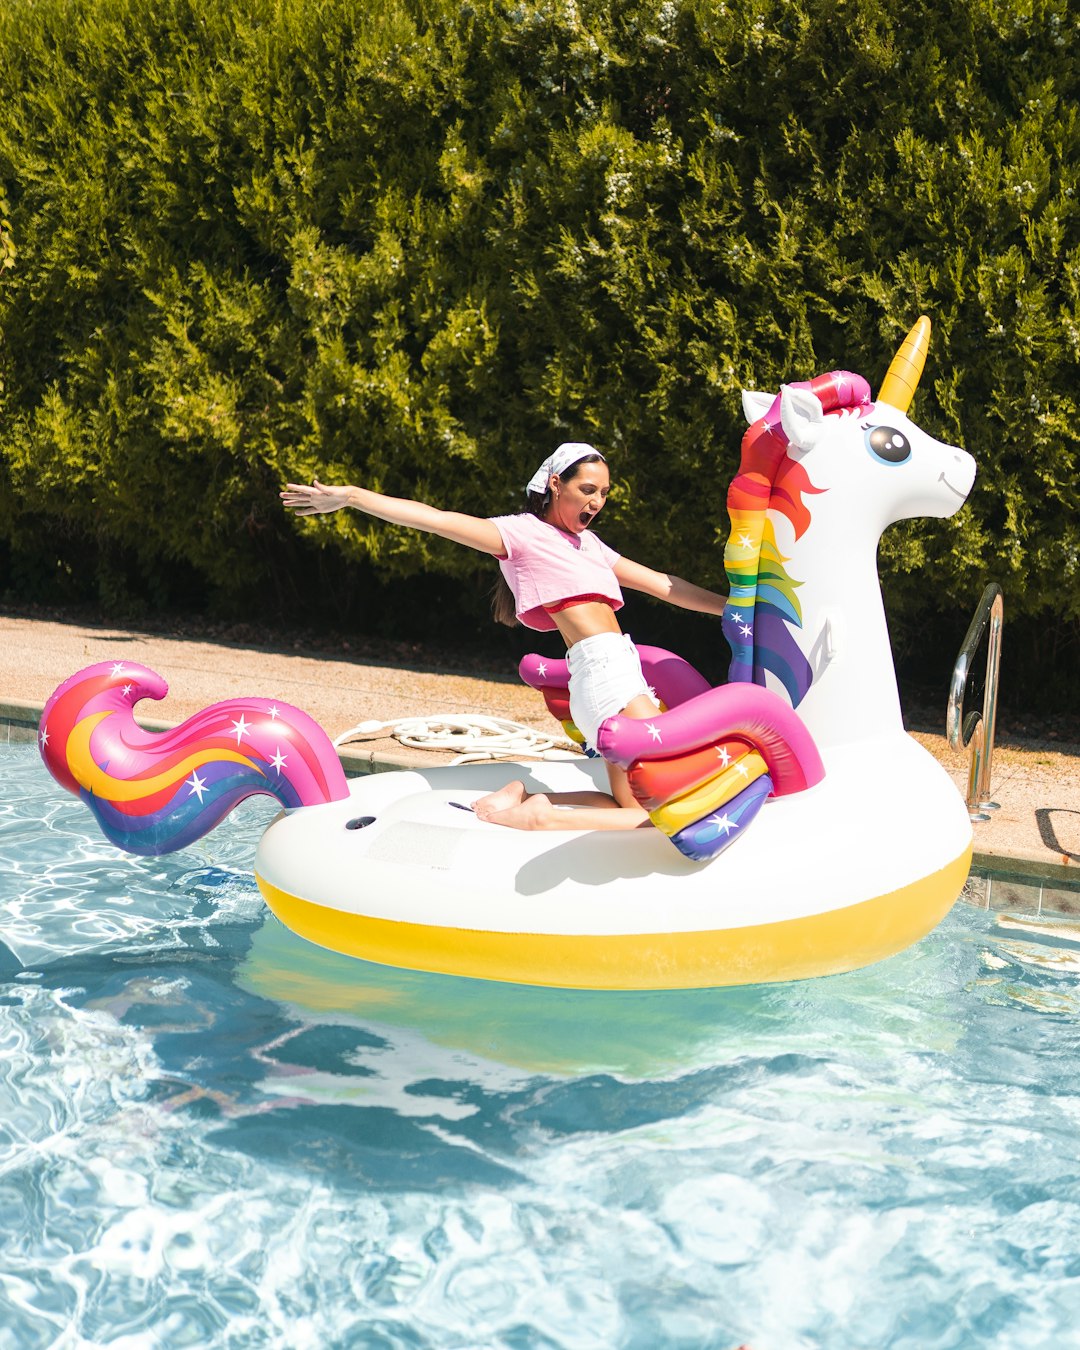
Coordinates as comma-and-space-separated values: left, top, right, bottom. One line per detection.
1, 0, 1077, 702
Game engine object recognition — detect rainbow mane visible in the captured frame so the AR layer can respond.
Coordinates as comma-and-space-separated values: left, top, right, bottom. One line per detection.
39, 662, 350, 856
723, 369, 872, 706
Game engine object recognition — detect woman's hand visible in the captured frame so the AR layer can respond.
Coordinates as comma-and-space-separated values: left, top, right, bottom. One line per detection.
280, 479, 352, 516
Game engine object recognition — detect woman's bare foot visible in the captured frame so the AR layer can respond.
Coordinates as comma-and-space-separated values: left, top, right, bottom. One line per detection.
485, 793, 556, 830
472, 779, 528, 821
484, 794, 649, 831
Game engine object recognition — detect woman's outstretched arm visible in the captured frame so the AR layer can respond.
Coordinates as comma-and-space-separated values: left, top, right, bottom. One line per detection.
281, 479, 505, 555
613, 557, 728, 615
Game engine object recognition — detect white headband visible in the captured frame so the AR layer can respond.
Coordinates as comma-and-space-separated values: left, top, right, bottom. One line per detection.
526, 442, 604, 496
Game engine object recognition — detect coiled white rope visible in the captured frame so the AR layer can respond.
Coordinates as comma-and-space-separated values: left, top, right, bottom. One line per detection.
333, 714, 582, 765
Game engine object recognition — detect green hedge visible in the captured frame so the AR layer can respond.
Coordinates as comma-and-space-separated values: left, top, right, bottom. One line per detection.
1, 0, 1077, 704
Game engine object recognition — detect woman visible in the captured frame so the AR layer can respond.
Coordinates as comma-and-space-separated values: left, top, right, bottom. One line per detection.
281, 443, 727, 830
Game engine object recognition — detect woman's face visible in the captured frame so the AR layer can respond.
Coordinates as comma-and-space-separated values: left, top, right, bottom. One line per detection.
546, 462, 611, 533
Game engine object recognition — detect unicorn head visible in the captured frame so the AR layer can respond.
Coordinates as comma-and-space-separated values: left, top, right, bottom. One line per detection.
723, 317, 977, 749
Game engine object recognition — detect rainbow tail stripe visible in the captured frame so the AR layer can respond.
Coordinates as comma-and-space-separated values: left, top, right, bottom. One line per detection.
39, 662, 350, 856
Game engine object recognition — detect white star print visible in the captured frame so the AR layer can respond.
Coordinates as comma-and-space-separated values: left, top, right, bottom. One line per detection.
537, 662, 547, 678
270, 748, 287, 772
267, 705, 281, 721
230, 715, 251, 744
110, 663, 126, 677
186, 771, 208, 802
707, 812, 734, 836
645, 723, 662, 744
121, 684, 134, 698
739, 623, 753, 638
735, 761, 750, 778
39, 726, 49, 749
737, 533, 753, 550
730, 611, 743, 624
716, 746, 730, 767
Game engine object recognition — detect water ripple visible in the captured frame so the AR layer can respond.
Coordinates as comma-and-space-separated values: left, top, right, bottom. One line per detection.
4, 747, 1080, 1347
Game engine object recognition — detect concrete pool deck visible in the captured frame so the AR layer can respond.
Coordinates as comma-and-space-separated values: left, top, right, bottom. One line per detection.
3, 611, 1078, 907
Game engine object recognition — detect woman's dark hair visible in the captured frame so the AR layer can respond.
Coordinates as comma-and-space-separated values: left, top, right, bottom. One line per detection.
491, 454, 607, 627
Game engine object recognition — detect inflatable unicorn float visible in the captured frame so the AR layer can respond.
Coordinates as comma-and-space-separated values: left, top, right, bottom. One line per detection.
40, 317, 977, 989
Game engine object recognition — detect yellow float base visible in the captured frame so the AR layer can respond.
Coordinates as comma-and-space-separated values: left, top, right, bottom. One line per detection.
256, 843, 972, 991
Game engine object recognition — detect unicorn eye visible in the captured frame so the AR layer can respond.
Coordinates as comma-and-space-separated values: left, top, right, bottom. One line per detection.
865, 425, 911, 465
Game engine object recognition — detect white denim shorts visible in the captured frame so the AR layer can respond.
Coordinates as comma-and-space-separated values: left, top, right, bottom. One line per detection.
566, 632, 658, 751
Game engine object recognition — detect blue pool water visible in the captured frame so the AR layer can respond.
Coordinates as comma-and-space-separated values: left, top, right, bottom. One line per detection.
3, 742, 1080, 1349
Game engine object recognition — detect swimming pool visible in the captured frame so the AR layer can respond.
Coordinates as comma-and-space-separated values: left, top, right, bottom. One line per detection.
3, 742, 1080, 1348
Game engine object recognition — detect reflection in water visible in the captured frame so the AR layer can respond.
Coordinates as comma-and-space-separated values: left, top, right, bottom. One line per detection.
240, 912, 789, 1078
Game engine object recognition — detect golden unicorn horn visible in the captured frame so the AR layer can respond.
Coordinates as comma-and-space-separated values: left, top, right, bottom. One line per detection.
877, 314, 931, 412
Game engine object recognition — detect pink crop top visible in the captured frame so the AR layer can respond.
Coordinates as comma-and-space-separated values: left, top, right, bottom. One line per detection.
490, 513, 624, 632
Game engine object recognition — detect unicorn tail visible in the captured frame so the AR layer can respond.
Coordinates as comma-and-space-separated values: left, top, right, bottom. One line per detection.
39, 662, 350, 856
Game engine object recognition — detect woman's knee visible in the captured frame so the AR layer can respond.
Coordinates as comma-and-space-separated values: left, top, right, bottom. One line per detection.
620, 691, 661, 722
606, 763, 642, 811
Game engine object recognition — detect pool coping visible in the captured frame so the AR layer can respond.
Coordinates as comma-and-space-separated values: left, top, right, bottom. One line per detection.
5, 694, 1077, 899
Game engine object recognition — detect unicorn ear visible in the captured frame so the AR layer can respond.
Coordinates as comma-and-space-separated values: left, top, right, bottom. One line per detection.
741, 389, 774, 424
779, 385, 826, 453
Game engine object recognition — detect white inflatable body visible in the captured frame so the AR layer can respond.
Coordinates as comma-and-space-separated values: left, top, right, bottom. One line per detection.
254, 733, 971, 989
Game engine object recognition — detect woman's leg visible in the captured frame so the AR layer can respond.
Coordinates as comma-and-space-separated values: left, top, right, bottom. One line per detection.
474, 691, 658, 831
600, 692, 661, 810
473, 780, 620, 819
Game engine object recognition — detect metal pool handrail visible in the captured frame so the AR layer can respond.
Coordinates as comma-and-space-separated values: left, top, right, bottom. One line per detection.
947, 583, 1004, 823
